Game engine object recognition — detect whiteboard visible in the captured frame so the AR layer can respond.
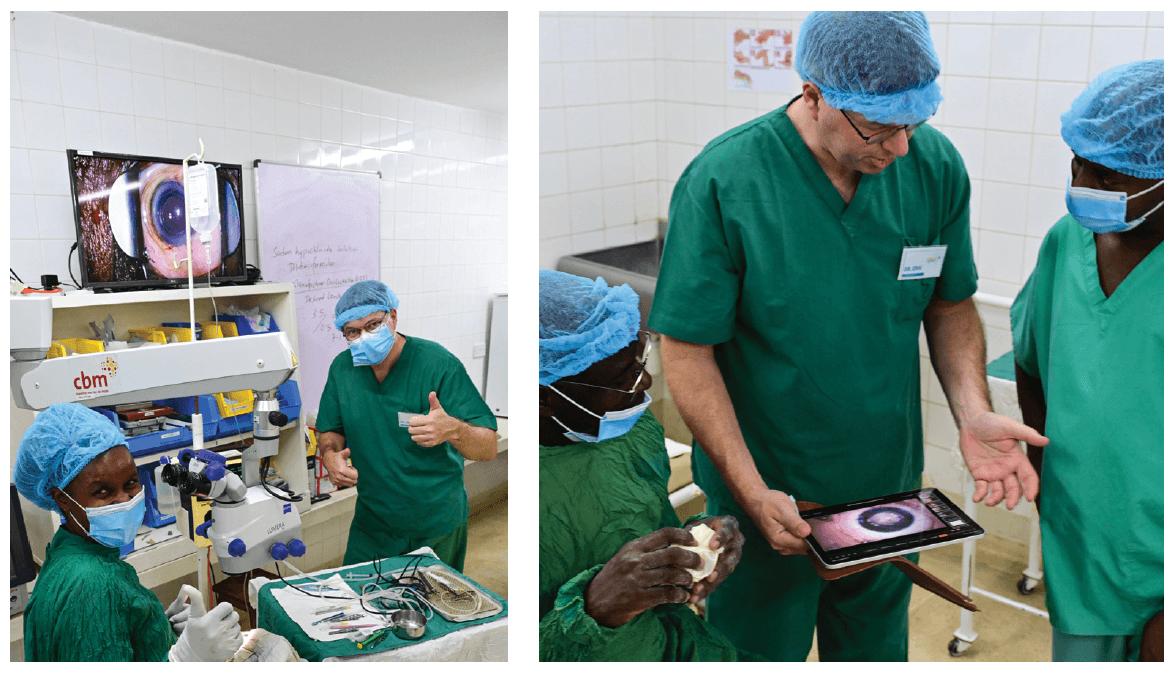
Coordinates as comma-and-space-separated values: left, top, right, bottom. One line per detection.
255, 161, 381, 416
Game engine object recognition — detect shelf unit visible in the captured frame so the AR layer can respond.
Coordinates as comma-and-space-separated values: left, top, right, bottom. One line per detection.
11, 282, 310, 578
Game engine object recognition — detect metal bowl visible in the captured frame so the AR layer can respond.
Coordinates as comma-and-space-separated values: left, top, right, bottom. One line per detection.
390, 609, 427, 640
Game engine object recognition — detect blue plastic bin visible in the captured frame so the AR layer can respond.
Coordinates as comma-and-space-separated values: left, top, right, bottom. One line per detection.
92, 407, 193, 458
151, 394, 223, 442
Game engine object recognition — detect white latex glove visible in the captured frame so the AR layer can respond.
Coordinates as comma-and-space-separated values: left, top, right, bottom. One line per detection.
165, 584, 198, 636
168, 591, 244, 662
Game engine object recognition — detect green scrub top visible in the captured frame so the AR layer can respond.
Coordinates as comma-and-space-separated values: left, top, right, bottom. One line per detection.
1011, 215, 1163, 636
24, 527, 176, 661
649, 102, 978, 509
539, 410, 748, 661
316, 335, 498, 543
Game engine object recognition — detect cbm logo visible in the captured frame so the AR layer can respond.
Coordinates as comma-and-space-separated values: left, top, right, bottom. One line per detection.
74, 371, 108, 390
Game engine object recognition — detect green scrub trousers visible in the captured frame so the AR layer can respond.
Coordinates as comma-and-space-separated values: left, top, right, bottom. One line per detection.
1052, 629, 1142, 662
317, 335, 497, 571
649, 100, 978, 660
1012, 215, 1163, 645
24, 528, 176, 661
539, 411, 751, 661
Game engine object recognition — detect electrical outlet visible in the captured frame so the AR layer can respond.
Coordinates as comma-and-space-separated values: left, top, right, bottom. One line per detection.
472, 342, 486, 358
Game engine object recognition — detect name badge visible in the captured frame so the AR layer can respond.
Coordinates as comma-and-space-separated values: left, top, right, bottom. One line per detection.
898, 245, 948, 280
398, 412, 416, 428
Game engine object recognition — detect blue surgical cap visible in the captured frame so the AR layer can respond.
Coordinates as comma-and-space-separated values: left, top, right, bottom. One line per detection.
14, 403, 127, 513
539, 270, 641, 387
334, 280, 400, 331
1061, 60, 1164, 179
796, 11, 943, 125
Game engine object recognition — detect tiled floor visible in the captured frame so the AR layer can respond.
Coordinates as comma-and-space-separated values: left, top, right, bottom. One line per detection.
463, 496, 509, 599
805, 531, 1050, 661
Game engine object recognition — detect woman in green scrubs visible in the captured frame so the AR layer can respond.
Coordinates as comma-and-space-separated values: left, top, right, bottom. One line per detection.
538, 270, 752, 661
1013, 60, 1164, 662
14, 403, 243, 661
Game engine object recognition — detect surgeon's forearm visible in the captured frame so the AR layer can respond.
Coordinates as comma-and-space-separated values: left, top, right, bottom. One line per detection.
660, 336, 768, 507
923, 296, 992, 428
318, 430, 346, 455
451, 423, 498, 462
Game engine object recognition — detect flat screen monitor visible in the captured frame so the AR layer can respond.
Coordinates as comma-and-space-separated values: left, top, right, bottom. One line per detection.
67, 149, 247, 290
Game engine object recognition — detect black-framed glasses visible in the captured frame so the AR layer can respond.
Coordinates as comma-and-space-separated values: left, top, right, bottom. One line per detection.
561, 330, 652, 394
840, 109, 926, 145
342, 313, 389, 341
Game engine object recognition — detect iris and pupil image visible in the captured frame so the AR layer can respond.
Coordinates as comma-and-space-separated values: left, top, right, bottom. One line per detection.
806, 498, 945, 551
857, 506, 915, 533
153, 179, 187, 246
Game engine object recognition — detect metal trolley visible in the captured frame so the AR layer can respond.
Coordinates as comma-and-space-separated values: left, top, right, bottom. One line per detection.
948, 352, 1048, 657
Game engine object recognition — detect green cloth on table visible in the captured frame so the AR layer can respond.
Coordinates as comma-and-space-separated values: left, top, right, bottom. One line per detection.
648, 99, 976, 660
316, 335, 497, 559
24, 527, 176, 662
1012, 215, 1163, 636
539, 410, 753, 661
257, 553, 507, 661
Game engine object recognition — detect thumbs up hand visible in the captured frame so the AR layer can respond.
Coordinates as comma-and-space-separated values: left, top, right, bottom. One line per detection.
408, 391, 462, 448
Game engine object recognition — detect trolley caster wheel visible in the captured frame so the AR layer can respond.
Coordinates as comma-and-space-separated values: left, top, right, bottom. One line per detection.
948, 638, 970, 657
1017, 576, 1039, 595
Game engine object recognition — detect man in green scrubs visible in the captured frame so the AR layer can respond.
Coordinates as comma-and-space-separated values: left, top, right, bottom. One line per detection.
1012, 60, 1163, 662
317, 280, 498, 569
538, 270, 752, 661
650, 12, 1048, 660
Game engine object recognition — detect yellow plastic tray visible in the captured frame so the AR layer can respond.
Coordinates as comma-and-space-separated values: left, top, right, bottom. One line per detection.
214, 390, 255, 418
46, 337, 105, 359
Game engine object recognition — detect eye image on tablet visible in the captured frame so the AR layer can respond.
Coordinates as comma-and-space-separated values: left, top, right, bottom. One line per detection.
806, 498, 945, 551
799, 488, 984, 569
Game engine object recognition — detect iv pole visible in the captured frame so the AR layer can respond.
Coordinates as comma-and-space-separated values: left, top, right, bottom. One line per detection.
178, 138, 213, 611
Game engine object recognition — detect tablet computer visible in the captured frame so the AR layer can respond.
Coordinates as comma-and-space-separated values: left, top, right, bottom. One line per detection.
800, 488, 984, 569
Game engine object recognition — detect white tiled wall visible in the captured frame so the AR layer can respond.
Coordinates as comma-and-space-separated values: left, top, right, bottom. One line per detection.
11, 11, 508, 385
540, 10, 1163, 533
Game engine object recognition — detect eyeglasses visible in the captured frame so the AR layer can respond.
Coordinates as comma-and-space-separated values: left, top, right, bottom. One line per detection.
561, 331, 652, 394
342, 314, 389, 341
840, 109, 926, 145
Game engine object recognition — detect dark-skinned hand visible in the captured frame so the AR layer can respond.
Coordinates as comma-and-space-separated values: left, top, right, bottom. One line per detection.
682, 515, 745, 605
1140, 609, 1163, 662
583, 527, 702, 628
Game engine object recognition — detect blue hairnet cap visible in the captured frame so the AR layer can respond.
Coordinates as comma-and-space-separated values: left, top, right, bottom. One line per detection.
796, 11, 943, 125
1061, 60, 1164, 179
334, 280, 400, 331
14, 403, 127, 513
539, 270, 641, 387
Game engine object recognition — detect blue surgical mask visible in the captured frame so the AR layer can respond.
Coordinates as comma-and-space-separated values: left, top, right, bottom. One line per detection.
63, 490, 146, 548
549, 388, 653, 443
1066, 177, 1164, 234
349, 322, 395, 366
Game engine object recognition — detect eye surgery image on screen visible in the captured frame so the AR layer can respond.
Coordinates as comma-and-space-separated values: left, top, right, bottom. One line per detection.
805, 498, 947, 551
70, 152, 244, 287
